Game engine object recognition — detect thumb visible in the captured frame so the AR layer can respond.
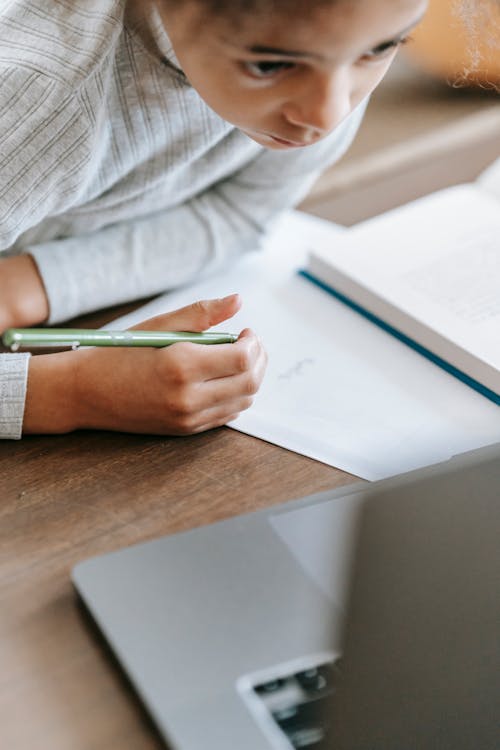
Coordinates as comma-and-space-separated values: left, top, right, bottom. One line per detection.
131, 294, 242, 332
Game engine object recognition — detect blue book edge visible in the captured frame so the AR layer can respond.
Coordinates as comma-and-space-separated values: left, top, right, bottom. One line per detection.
299, 269, 500, 407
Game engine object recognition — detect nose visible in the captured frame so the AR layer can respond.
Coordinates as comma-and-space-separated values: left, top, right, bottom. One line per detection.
282, 68, 352, 137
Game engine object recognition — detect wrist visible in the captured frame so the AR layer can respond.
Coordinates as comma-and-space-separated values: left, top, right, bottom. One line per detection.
0, 254, 50, 329
23, 351, 79, 435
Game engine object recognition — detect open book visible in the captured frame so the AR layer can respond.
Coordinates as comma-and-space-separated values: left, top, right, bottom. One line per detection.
303, 159, 500, 405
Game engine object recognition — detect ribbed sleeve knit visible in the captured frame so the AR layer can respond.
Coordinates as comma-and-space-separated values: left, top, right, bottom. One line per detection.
0, 353, 30, 440
0, 0, 366, 438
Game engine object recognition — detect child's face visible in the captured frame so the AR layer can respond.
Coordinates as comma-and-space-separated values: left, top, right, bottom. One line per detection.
161, 0, 427, 150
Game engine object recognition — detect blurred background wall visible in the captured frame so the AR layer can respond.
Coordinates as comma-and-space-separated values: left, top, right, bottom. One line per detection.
303, 0, 500, 224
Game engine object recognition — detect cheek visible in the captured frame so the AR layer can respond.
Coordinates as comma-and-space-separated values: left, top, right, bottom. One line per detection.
186, 67, 260, 123
203, 84, 278, 127
183, 58, 281, 122
352, 57, 397, 103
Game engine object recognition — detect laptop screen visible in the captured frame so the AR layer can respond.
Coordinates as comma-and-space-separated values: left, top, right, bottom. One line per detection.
329, 445, 500, 749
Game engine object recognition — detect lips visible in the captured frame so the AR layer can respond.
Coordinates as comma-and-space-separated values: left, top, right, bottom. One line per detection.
268, 134, 308, 147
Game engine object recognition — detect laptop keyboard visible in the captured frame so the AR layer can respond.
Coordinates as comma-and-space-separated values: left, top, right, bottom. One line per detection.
253, 659, 341, 748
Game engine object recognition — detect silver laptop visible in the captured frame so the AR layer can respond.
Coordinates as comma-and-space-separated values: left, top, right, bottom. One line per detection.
72, 444, 500, 750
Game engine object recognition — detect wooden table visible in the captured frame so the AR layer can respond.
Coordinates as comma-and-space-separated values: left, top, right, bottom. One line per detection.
0, 304, 356, 750
2, 82, 495, 748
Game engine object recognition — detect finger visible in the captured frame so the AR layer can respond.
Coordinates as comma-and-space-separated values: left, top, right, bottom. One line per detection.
161, 328, 265, 382
175, 345, 266, 424
192, 412, 243, 435
203, 348, 267, 402
131, 294, 241, 333
207, 328, 267, 382
161, 337, 266, 432
159, 344, 266, 435
179, 396, 255, 435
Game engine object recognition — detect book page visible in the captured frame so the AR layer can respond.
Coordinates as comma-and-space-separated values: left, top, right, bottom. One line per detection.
402, 236, 499, 325
308, 184, 500, 392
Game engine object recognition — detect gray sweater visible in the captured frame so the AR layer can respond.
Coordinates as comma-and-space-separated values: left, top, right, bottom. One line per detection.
0, 0, 365, 439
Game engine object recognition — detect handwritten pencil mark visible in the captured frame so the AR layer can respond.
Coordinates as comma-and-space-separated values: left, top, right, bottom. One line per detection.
278, 358, 315, 381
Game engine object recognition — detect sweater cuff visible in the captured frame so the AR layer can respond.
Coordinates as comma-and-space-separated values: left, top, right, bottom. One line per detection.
0, 353, 31, 439
29, 241, 80, 324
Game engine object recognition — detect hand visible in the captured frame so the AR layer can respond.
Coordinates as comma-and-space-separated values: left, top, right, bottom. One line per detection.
23, 294, 268, 436
0, 254, 49, 330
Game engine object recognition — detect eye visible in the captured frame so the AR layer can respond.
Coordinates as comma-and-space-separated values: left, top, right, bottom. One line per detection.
243, 60, 295, 78
361, 35, 412, 62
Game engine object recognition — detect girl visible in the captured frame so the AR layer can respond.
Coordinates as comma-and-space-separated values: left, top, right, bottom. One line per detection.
0, 0, 427, 439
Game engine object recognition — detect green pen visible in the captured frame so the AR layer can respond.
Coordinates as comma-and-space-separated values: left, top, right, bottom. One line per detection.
2, 328, 238, 352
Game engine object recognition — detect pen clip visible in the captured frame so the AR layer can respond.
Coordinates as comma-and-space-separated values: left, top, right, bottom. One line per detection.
9, 340, 81, 352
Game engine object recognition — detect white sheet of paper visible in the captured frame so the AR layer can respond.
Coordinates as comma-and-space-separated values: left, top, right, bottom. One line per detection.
109, 211, 500, 480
